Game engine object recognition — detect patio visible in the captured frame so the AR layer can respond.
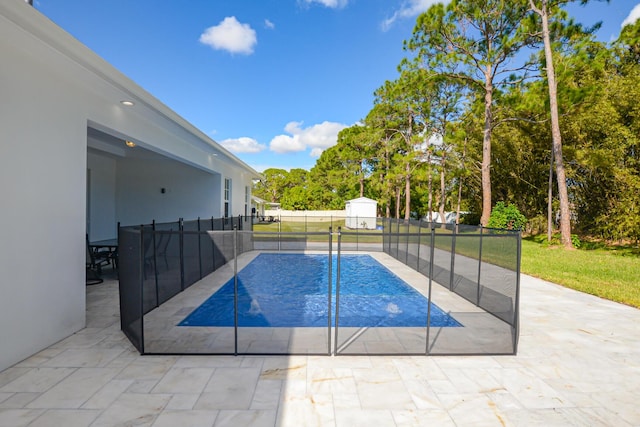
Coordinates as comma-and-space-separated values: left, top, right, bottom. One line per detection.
0, 270, 638, 426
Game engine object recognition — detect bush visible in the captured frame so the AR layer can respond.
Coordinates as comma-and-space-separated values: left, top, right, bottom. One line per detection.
459, 212, 481, 225
487, 202, 527, 230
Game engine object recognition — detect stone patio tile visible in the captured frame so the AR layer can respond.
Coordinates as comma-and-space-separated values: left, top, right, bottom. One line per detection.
81, 379, 133, 409
392, 409, 456, 426
195, 368, 261, 410
151, 409, 218, 427
89, 393, 171, 427
26, 368, 121, 409
250, 379, 282, 409
115, 357, 177, 381
0, 368, 76, 393
277, 394, 334, 426
0, 408, 45, 427
40, 348, 124, 368
151, 367, 214, 394
438, 393, 509, 427
165, 393, 200, 410
0, 392, 39, 408
213, 409, 276, 427
29, 409, 101, 427
334, 408, 396, 427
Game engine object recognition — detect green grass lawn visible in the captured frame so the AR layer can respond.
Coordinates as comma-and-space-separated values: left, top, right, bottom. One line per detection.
521, 236, 640, 308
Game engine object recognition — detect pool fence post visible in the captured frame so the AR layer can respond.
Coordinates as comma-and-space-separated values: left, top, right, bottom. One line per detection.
513, 230, 522, 355
356, 215, 359, 251
152, 220, 159, 308
449, 224, 457, 293
233, 225, 238, 356
210, 217, 216, 270
416, 218, 421, 272
179, 218, 185, 292
197, 217, 202, 280
388, 217, 392, 254
425, 226, 436, 355
328, 227, 333, 355
405, 220, 410, 265
334, 227, 342, 355
396, 219, 400, 259
278, 216, 281, 251
138, 226, 146, 355
476, 225, 483, 306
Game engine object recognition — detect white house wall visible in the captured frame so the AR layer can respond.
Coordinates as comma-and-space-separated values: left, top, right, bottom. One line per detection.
0, 2, 259, 372
87, 152, 117, 240
116, 156, 221, 225
1, 11, 88, 372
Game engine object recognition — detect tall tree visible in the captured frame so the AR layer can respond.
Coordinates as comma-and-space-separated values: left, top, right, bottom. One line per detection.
405, 0, 532, 225
365, 104, 399, 217
528, 0, 607, 248
253, 168, 289, 203
336, 125, 376, 198
373, 71, 431, 220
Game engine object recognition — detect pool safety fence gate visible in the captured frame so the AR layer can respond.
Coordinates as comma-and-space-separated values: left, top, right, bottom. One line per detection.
118, 218, 520, 356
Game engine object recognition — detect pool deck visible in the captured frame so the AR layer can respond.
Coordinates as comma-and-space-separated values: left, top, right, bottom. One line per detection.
1, 271, 639, 426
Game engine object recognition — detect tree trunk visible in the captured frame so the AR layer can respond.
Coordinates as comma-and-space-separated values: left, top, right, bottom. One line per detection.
455, 138, 467, 228
547, 150, 554, 241
359, 159, 365, 197
480, 69, 493, 226
538, 0, 573, 248
404, 163, 411, 221
395, 187, 401, 219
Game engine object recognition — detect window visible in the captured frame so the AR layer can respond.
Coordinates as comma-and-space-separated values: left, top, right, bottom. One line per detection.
224, 178, 231, 218
244, 186, 249, 217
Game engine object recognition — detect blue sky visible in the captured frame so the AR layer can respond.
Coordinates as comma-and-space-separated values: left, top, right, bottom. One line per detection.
37, 0, 640, 173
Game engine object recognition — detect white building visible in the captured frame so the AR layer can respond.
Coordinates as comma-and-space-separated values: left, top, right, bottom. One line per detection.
0, 2, 260, 371
345, 197, 378, 229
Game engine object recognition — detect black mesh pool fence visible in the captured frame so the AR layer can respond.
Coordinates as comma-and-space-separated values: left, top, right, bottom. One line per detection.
117, 217, 520, 356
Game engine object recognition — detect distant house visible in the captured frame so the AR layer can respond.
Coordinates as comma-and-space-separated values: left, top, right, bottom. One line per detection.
251, 195, 267, 218
345, 197, 378, 229
0, 2, 260, 371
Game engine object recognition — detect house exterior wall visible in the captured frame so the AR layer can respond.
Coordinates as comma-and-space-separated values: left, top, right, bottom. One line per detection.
87, 152, 117, 240
0, 2, 258, 372
0, 11, 88, 372
116, 156, 221, 225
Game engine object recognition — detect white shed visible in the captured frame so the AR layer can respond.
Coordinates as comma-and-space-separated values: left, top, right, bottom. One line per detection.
345, 197, 378, 229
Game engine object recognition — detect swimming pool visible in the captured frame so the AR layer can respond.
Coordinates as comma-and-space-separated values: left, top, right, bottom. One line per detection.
179, 253, 461, 328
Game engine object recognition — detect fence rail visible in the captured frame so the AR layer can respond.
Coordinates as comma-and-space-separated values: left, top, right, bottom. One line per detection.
118, 217, 520, 356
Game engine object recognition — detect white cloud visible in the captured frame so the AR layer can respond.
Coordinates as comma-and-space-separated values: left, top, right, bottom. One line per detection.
303, 0, 349, 9
265, 19, 275, 29
622, 4, 640, 27
220, 137, 266, 153
309, 148, 324, 157
382, 0, 449, 31
269, 120, 347, 155
199, 16, 257, 55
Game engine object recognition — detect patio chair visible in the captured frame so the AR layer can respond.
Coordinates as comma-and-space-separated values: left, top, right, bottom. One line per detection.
86, 234, 111, 285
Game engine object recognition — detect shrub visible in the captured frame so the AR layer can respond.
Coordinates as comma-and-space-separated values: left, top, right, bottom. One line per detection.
459, 212, 481, 225
487, 202, 527, 230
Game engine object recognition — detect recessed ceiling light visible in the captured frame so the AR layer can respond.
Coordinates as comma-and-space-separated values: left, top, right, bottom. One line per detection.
125, 140, 136, 148
120, 100, 134, 106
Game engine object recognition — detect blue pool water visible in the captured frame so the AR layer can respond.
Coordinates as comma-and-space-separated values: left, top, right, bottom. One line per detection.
179, 254, 461, 328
